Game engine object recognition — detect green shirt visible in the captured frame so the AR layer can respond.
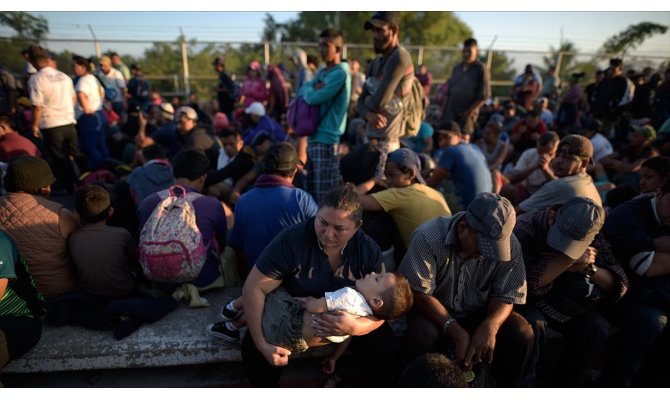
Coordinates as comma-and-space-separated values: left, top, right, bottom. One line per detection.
0, 231, 45, 318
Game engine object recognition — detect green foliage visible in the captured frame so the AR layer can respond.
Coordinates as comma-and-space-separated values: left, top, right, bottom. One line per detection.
599, 22, 668, 58
282, 11, 472, 47
0, 12, 49, 40
486, 51, 517, 98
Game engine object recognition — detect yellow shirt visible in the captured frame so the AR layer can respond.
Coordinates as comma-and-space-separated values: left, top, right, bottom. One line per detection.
371, 183, 451, 247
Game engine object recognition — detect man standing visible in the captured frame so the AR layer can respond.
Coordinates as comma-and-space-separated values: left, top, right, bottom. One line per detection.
356, 11, 414, 181
27, 44, 81, 193
298, 28, 351, 203
0, 56, 16, 116
441, 38, 491, 136
213, 57, 236, 119
111, 53, 130, 82
97, 55, 127, 122
398, 193, 533, 387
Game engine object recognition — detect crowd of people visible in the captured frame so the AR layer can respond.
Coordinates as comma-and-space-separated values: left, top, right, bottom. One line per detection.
1, 10, 670, 388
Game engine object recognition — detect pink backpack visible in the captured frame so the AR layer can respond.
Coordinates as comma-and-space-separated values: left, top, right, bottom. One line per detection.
139, 186, 207, 283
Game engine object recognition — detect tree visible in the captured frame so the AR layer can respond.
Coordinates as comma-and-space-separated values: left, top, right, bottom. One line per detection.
282, 11, 472, 47
599, 22, 668, 59
0, 12, 49, 40
541, 39, 582, 83
485, 50, 517, 98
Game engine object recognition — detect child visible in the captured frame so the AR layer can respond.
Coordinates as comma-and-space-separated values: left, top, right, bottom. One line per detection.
68, 184, 177, 339
208, 272, 413, 373
70, 184, 140, 298
639, 156, 670, 194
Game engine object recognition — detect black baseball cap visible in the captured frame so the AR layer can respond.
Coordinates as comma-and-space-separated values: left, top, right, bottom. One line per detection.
364, 11, 400, 30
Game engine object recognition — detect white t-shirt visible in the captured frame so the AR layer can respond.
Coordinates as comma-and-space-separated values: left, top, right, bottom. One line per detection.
29, 66, 76, 129
590, 133, 613, 163
324, 287, 372, 343
98, 68, 126, 103
75, 74, 103, 119
512, 148, 548, 194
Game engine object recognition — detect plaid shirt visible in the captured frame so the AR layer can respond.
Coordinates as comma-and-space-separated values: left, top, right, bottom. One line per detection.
398, 213, 527, 318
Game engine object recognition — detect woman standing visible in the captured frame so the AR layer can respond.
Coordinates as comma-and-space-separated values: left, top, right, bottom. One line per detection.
72, 55, 109, 170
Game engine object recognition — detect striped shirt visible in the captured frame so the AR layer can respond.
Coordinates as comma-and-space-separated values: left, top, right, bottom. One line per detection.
0, 231, 45, 318
397, 213, 527, 318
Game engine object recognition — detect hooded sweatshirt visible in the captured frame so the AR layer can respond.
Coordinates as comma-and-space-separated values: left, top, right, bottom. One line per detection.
127, 159, 175, 205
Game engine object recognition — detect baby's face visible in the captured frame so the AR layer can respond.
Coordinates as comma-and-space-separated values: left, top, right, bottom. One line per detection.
355, 272, 396, 301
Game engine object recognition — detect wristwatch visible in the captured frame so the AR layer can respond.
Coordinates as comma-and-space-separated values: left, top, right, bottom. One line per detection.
585, 264, 598, 280
443, 317, 457, 334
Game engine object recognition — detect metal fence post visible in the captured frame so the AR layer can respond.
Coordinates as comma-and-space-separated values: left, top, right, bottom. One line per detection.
180, 28, 191, 98
87, 25, 101, 59
555, 51, 564, 80
417, 46, 424, 66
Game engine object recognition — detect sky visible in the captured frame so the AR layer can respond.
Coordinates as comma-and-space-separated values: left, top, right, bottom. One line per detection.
4, 10, 668, 57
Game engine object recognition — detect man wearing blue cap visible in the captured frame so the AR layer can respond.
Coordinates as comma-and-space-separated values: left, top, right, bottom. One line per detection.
356, 147, 450, 250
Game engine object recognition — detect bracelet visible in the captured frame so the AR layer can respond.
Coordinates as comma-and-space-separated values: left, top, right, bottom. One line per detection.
442, 317, 457, 334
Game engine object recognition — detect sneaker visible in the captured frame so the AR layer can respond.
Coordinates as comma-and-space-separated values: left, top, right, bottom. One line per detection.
220, 299, 244, 321
207, 321, 240, 342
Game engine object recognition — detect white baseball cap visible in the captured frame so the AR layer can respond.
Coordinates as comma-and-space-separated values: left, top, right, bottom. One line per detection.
245, 102, 266, 117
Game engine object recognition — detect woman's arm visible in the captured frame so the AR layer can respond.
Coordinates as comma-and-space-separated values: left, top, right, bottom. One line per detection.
0, 278, 8, 301
242, 267, 290, 366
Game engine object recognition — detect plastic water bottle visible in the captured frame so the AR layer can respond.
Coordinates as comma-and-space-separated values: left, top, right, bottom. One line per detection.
385, 96, 402, 115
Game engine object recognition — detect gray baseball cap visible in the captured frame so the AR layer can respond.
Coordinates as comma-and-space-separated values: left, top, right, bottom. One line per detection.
465, 193, 516, 262
387, 148, 426, 184
547, 197, 605, 260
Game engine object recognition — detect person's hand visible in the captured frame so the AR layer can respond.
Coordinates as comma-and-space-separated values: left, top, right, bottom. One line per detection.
229, 190, 241, 205
258, 341, 292, 367
314, 82, 325, 90
537, 153, 553, 171
366, 111, 387, 129
311, 310, 356, 337
447, 323, 471, 370
374, 177, 388, 188
465, 319, 497, 369
569, 246, 597, 272
32, 125, 41, 138
322, 355, 337, 374
138, 110, 148, 128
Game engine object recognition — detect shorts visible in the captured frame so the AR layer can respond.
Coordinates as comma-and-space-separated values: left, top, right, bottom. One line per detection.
262, 287, 309, 353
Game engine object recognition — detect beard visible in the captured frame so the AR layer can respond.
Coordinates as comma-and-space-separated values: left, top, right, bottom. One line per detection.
373, 33, 392, 54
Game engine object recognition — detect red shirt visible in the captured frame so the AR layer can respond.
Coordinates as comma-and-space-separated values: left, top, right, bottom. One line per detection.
0, 131, 40, 162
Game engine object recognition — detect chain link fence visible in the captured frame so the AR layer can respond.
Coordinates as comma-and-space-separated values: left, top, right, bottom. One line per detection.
2, 36, 668, 102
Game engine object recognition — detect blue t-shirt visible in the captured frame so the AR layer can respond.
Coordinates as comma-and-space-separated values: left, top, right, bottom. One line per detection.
438, 142, 493, 208
230, 185, 318, 268
409, 121, 434, 153
255, 217, 384, 297
243, 115, 287, 147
